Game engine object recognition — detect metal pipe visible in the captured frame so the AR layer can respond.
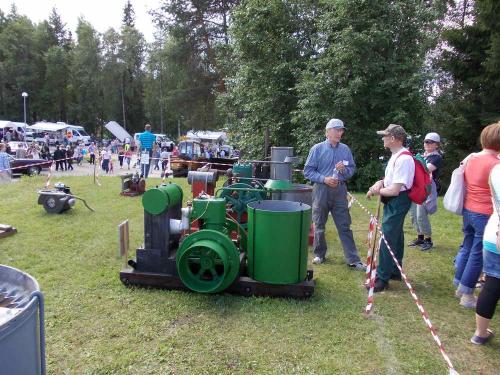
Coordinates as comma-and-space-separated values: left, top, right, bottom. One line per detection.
30, 291, 45, 375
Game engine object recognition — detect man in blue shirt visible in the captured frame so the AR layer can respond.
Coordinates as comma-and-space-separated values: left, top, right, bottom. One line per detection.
138, 124, 156, 178
304, 118, 365, 270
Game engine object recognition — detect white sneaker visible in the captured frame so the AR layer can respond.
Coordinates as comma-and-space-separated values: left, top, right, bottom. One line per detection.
312, 256, 325, 264
460, 294, 477, 309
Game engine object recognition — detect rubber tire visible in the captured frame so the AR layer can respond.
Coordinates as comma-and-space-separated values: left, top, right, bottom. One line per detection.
42, 195, 63, 214
27, 166, 41, 176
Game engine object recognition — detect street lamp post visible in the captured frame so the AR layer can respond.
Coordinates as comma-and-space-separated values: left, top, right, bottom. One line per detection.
21, 92, 28, 124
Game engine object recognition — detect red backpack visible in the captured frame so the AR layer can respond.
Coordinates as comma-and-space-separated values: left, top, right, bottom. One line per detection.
395, 151, 432, 204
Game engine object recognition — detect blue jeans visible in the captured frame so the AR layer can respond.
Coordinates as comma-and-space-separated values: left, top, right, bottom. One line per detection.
140, 149, 152, 178
312, 183, 361, 264
454, 209, 490, 294
410, 202, 432, 236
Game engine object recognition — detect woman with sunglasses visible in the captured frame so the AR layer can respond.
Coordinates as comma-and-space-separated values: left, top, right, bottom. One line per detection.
408, 132, 443, 251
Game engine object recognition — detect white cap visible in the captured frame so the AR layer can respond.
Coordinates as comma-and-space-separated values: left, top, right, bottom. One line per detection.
326, 118, 345, 130
424, 132, 440, 143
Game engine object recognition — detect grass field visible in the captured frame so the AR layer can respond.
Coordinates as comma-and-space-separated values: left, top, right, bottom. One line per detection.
1, 175, 499, 374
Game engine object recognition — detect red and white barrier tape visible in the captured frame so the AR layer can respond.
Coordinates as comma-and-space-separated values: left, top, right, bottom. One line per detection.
45, 161, 53, 188
365, 237, 381, 315
347, 192, 458, 374
364, 216, 377, 287
95, 154, 101, 186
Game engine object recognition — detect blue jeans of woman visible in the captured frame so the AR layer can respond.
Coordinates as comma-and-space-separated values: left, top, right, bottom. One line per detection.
454, 208, 490, 294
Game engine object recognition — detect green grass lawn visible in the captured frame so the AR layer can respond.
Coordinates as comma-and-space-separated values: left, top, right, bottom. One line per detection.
1, 176, 498, 374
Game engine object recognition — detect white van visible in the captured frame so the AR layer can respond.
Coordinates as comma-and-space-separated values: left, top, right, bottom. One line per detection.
0, 121, 28, 141
61, 123, 91, 145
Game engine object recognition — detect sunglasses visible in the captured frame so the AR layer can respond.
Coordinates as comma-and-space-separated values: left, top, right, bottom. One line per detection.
424, 140, 436, 144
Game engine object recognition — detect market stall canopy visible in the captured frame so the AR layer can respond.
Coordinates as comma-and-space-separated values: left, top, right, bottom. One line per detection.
186, 130, 227, 143
104, 121, 132, 142
0, 120, 15, 129
29, 122, 70, 132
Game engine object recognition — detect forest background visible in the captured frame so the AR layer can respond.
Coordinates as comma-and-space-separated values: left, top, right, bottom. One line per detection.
0, 0, 498, 189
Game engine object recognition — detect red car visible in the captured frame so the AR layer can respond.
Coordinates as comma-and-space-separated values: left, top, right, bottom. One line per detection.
8, 154, 52, 176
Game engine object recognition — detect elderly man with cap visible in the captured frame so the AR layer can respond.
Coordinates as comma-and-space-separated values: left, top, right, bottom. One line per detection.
304, 118, 366, 270
366, 124, 415, 292
408, 132, 443, 251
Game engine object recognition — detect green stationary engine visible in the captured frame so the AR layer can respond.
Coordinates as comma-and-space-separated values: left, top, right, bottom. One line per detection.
176, 197, 241, 293
121, 155, 316, 298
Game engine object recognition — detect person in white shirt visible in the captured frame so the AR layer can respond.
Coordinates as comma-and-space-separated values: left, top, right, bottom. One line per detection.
101, 148, 111, 173
160, 148, 170, 171
366, 124, 415, 292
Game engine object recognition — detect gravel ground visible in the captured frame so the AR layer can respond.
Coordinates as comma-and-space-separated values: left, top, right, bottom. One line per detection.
42, 154, 165, 179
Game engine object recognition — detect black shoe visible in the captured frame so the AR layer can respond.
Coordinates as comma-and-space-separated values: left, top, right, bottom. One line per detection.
420, 239, 433, 251
408, 237, 424, 247
390, 274, 402, 281
373, 279, 389, 293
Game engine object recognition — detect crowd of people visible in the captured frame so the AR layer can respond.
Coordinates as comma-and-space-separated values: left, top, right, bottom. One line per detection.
304, 118, 500, 346
2, 118, 499, 347
0, 126, 180, 178
0, 127, 24, 142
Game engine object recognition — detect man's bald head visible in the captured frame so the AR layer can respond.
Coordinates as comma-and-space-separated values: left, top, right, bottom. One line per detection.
145, 124, 151, 131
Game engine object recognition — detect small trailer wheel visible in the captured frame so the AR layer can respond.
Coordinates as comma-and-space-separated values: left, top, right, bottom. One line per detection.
42, 195, 63, 214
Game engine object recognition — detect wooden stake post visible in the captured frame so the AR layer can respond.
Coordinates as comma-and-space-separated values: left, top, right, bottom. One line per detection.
119, 220, 129, 268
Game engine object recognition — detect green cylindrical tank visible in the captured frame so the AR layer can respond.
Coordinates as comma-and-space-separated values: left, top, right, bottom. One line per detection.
247, 200, 311, 284
142, 183, 183, 215
232, 163, 252, 178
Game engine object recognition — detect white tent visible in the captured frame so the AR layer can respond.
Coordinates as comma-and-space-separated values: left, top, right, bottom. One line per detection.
29, 122, 68, 132
104, 121, 132, 142
186, 130, 227, 143
0, 120, 16, 129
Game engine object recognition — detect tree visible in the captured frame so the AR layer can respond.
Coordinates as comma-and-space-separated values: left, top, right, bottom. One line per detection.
123, 0, 136, 28
291, 0, 443, 189
48, 7, 72, 50
220, 0, 316, 158
101, 28, 125, 128
40, 45, 71, 121
428, 0, 500, 186
148, 0, 241, 134
0, 13, 41, 122
68, 18, 102, 134
119, 1, 146, 133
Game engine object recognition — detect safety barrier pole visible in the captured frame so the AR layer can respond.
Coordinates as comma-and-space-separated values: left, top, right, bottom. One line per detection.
348, 192, 459, 375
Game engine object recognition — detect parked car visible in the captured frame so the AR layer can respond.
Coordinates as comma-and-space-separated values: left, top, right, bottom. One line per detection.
8, 154, 52, 176
25, 130, 34, 142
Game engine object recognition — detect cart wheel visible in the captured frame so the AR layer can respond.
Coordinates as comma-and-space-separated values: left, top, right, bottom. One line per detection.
28, 166, 41, 176
42, 196, 62, 214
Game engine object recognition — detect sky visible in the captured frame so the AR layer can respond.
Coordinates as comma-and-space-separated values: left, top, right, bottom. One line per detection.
0, 0, 160, 42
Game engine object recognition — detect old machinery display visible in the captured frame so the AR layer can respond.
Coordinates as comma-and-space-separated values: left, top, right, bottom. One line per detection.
120, 172, 146, 197
120, 180, 315, 298
187, 170, 218, 197
37, 182, 94, 214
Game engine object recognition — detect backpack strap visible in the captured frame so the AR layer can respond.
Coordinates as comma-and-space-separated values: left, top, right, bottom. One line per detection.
392, 150, 413, 190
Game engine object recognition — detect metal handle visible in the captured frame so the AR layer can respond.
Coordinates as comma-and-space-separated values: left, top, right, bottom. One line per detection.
30, 291, 46, 375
